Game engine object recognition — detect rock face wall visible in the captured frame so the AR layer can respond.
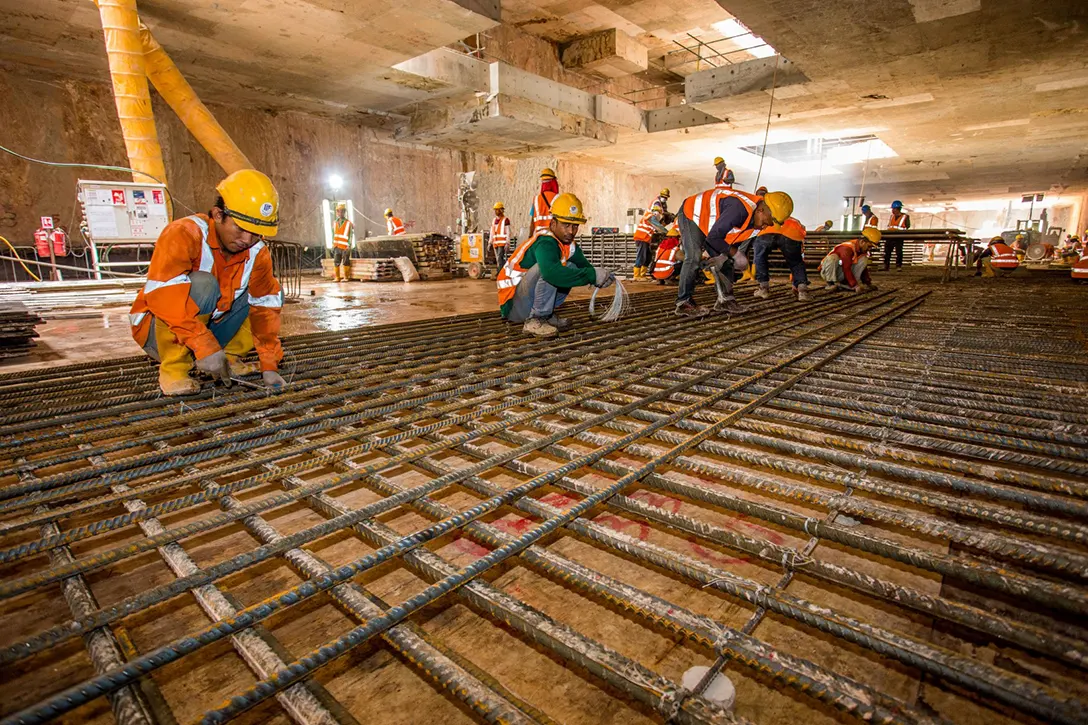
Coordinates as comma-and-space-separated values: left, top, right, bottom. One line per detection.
0, 70, 689, 246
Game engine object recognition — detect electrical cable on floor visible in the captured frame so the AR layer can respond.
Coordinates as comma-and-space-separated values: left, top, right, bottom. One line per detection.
753, 54, 780, 190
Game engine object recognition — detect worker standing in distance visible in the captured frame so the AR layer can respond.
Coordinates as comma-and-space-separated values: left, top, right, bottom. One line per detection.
129, 169, 286, 396
821, 227, 880, 293
861, 204, 879, 231
713, 157, 735, 188
674, 183, 793, 317
530, 167, 559, 236
752, 216, 810, 301
883, 200, 910, 270
331, 202, 354, 283
974, 236, 1020, 277
490, 202, 512, 270
813, 220, 833, 232
385, 208, 406, 236
497, 192, 613, 337
632, 188, 670, 280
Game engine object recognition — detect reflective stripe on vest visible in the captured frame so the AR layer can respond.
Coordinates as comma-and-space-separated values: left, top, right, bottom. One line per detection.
212, 240, 266, 320
990, 244, 1019, 269
491, 216, 510, 246
532, 191, 556, 233
496, 230, 577, 307
683, 188, 758, 238
142, 215, 213, 297
887, 213, 909, 230
387, 217, 405, 235
634, 210, 656, 242
653, 245, 679, 278
864, 215, 879, 229
333, 219, 353, 249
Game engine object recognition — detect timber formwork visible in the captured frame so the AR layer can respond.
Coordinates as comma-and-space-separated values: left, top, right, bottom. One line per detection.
0, 276, 1086, 725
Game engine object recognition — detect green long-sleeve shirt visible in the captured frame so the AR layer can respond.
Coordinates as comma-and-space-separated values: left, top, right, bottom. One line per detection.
500, 233, 596, 318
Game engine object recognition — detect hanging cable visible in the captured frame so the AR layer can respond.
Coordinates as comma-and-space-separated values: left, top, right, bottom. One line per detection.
753, 55, 781, 190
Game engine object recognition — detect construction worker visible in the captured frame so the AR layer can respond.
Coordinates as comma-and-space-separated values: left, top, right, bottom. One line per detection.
861, 204, 879, 230
974, 236, 1019, 277
1071, 241, 1088, 281
883, 200, 910, 270
331, 202, 354, 282
674, 184, 793, 317
652, 225, 683, 282
129, 169, 285, 396
713, 157, 735, 188
497, 192, 612, 337
814, 220, 833, 232
821, 227, 880, 293
632, 188, 670, 280
490, 202, 512, 270
385, 208, 406, 236
530, 167, 559, 236
753, 216, 810, 301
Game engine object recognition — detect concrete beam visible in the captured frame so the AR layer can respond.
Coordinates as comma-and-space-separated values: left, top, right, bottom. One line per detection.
596, 95, 646, 131
645, 105, 723, 133
490, 62, 596, 117
685, 56, 808, 105
561, 29, 648, 79
387, 48, 489, 108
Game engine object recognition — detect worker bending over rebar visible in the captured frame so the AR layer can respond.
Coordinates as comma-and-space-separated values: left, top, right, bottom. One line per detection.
752, 215, 811, 301
820, 227, 880, 293
128, 170, 287, 396
497, 193, 614, 337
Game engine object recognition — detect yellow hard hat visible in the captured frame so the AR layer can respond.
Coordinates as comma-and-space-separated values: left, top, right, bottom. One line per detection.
550, 192, 587, 224
991, 235, 1005, 243
493, 201, 505, 210
713, 156, 724, 165
825, 220, 834, 226
761, 191, 794, 225
384, 208, 393, 217
335, 202, 347, 211
666, 225, 680, 237
861, 227, 882, 244
215, 169, 279, 237
540, 167, 556, 179
659, 188, 670, 198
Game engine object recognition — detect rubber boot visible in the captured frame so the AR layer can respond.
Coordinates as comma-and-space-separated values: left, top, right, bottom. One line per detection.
703, 269, 716, 285
740, 266, 756, 283
333, 264, 342, 282
225, 317, 260, 376
753, 282, 770, 299
154, 319, 200, 396
340, 265, 353, 281
982, 259, 996, 278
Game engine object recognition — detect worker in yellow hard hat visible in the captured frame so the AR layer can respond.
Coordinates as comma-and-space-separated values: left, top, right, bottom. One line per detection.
129, 169, 286, 396
490, 201, 512, 270
714, 157, 735, 188
632, 187, 673, 280
673, 183, 793, 317
820, 227, 880, 292
331, 202, 354, 282
385, 208, 406, 236
497, 192, 613, 337
814, 220, 834, 232
530, 167, 559, 236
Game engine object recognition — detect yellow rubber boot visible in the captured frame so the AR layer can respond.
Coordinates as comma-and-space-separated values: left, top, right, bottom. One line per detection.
740, 266, 756, 283
154, 319, 200, 396
982, 258, 996, 278
333, 264, 342, 282
224, 317, 260, 376
703, 269, 716, 285
343, 265, 355, 281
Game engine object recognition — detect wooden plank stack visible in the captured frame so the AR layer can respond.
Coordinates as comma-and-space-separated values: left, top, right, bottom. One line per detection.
0, 303, 44, 360
410, 234, 454, 280
350, 258, 400, 281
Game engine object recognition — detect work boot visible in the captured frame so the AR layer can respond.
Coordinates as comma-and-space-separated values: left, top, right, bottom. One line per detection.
154, 319, 200, 396
340, 265, 354, 281
674, 301, 710, 318
547, 314, 572, 332
795, 283, 811, 301
333, 265, 342, 282
713, 298, 745, 315
522, 317, 558, 337
224, 317, 260, 376
702, 270, 716, 285
753, 283, 771, 300
740, 266, 756, 283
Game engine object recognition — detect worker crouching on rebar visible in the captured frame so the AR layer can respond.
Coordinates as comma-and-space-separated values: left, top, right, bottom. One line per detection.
496, 192, 613, 337
752, 216, 811, 301
129, 170, 286, 396
820, 227, 880, 293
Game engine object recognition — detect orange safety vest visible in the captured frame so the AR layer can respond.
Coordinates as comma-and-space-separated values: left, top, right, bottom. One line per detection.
650, 196, 668, 216
681, 187, 760, 243
989, 242, 1019, 269
1072, 252, 1088, 279
758, 216, 806, 242
490, 215, 511, 246
531, 190, 557, 235
496, 230, 577, 307
633, 209, 656, 243
886, 212, 909, 230
387, 216, 406, 236
652, 238, 681, 279
864, 214, 880, 229
333, 218, 353, 249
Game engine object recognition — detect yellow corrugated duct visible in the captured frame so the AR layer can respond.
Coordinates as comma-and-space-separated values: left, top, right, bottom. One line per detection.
139, 22, 252, 174
95, 0, 168, 190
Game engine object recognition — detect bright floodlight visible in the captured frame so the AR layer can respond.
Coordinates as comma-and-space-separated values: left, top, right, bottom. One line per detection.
329, 174, 343, 191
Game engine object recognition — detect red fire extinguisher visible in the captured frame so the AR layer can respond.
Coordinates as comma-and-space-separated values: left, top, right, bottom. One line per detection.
33, 228, 51, 257
51, 228, 69, 258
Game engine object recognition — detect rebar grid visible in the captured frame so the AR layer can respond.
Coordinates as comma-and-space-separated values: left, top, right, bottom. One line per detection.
1, 276, 1086, 725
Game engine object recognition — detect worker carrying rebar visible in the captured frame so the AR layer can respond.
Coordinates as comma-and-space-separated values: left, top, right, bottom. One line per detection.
820, 227, 880, 293
632, 188, 671, 280
713, 157, 735, 188
974, 236, 1019, 277
530, 167, 559, 236
497, 192, 613, 337
332, 202, 354, 283
673, 184, 793, 317
385, 208, 406, 236
861, 204, 879, 230
752, 216, 810, 301
883, 200, 910, 270
129, 170, 285, 396
490, 201, 512, 270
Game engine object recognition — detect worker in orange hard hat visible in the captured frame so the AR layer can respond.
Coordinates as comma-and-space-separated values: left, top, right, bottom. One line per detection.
385, 208, 406, 236
674, 183, 793, 317
490, 201, 512, 270
331, 202, 354, 282
530, 167, 559, 236
497, 192, 612, 337
129, 169, 286, 396
821, 227, 880, 293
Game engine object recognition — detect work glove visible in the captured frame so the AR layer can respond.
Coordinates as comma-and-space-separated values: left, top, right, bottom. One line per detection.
705, 254, 729, 272
195, 349, 231, 386
594, 268, 615, 288
262, 371, 287, 389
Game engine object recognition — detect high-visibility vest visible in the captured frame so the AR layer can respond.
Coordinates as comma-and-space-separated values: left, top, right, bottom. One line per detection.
496, 230, 577, 307
828, 239, 867, 263
387, 216, 405, 236
652, 238, 681, 280
864, 214, 880, 229
681, 187, 759, 243
989, 243, 1019, 269
1072, 253, 1088, 279
886, 212, 909, 230
333, 218, 353, 249
650, 196, 668, 216
490, 216, 511, 246
531, 190, 557, 235
633, 210, 656, 243
758, 216, 806, 242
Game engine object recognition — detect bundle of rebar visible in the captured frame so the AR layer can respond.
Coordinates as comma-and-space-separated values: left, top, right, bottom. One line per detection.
0, 275, 1085, 725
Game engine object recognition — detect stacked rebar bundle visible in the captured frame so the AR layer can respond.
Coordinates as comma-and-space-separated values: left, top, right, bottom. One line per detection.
0, 277, 1085, 725
0, 303, 44, 359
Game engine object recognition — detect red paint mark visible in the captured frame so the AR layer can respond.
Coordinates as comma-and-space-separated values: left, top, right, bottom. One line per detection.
689, 541, 750, 566
594, 513, 651, 541
539, 492, 578, 509
492, 515, 534, 535
450, 537, 489, 558
628, 489, 682, 514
